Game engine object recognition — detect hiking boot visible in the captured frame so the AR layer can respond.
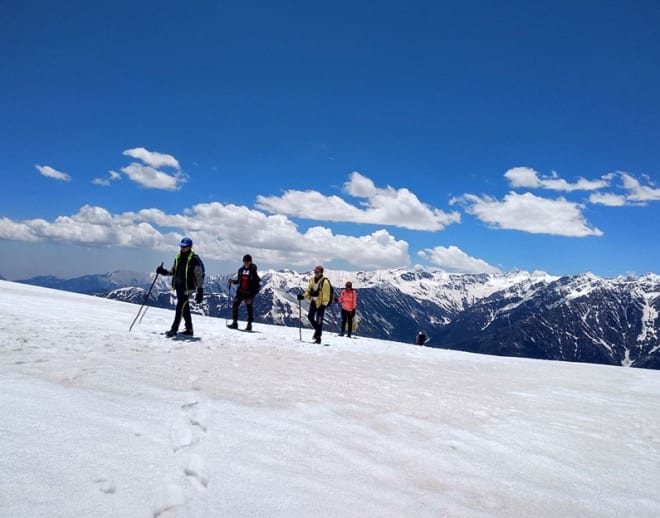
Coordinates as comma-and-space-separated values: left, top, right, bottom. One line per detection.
181, 329, 194, 336
245, 323, 252, 331
338, 332, 344, 337
165, 329, 177, 338
314, 336, 322, 344
227, 321, 238, 329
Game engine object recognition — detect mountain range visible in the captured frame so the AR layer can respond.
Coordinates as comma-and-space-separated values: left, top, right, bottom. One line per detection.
14, 268, 660, 369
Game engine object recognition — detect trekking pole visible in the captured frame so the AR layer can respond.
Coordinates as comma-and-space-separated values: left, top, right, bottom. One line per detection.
225, 281, 233, 326
298, 298, 302, 341
332, 303, 338, 334
129, 262, 163, 331
137, 300, 151, 325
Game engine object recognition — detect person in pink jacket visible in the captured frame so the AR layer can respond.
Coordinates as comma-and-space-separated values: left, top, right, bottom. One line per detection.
335, 281, 358, 337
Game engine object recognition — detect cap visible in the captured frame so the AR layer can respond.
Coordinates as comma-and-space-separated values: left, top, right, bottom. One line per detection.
314, 265, 324, 274
180, 237, 193, 247
345, 281, 352, 288
243, 254, 252, 262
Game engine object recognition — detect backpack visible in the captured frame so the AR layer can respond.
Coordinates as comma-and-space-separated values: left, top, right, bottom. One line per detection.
251, 264, 261, 294
322, 277, 334, 307
195, 253, 206, 282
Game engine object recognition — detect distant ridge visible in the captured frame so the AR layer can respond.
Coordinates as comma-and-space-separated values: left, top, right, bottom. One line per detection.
17, 268, 660, 369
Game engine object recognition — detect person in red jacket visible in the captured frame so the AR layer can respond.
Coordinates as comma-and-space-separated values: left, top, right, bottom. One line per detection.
227, 254, 261, 331
335, 280, 357, 338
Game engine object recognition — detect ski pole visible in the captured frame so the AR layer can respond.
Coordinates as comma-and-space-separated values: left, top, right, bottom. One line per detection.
332, 302, 338, 333
137, 300, 151, 325
298, 298, 302, 341
226, 281, 233, 326
129, 262, 163, 331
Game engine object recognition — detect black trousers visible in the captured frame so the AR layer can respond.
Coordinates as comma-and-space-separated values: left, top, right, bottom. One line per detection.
232, 290, 254, 323
307, 302, 326, 337
171, 285, 192, 332
340, 309, 355, 335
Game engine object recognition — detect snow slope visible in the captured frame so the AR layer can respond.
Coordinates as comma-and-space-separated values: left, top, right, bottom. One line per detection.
1, 280, 659, 517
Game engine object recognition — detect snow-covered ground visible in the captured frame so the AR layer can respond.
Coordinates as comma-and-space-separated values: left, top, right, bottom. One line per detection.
1, 280, 659, 518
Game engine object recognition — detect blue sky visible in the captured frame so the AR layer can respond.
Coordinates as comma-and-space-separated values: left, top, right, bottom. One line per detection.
1, 0, 659, 280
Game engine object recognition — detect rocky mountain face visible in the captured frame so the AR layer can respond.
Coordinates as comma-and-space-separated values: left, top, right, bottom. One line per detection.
434, 273, 660, 369
15, 268, 660, 369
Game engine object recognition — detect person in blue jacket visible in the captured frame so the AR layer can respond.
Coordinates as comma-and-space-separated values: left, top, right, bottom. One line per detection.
157, 237, 204, 337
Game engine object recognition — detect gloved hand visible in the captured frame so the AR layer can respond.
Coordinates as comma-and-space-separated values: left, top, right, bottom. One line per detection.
227, 279, 234, 288
195, 288, 203, 304
297, 293, 304, 301
156, 265, 168, 276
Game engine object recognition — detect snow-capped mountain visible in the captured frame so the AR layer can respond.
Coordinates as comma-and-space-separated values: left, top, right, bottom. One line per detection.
435, 273, 660, 369
15, 268, 660, 369
17, 270, 162, 294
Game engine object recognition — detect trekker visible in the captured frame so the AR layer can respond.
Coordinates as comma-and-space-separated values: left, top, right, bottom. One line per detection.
156, 237, 204, 338
416, 331, 427, 345
335, 281, 357, 337
227, 254, 261, 331
297, 265, 332, 344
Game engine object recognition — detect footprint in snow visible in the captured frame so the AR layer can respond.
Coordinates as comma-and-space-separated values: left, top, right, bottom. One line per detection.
94, 477, 116, 494
170, 418, 194, 452
184, 453, 208, 489
190, 405, 209, 432
151, 483, 184, 518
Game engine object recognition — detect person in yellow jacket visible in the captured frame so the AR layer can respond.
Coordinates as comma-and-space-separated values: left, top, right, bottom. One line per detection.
297, 265, 332, 344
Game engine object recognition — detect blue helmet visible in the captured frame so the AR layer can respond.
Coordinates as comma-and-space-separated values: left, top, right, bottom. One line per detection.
180, 236, 193, 247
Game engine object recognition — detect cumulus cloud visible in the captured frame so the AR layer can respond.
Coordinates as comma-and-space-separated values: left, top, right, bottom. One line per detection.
0, 202, 410, 270
0, 206, 171, 249
255, 171, 460, 231
418, 245, 500, 274
617, 172, 660, 204
452, 192, 603, 237
92, 170, 122, 187
117, 147, 186, 190
617, 173, 660, 203
588, 172, 660, 206
504, 167, 612, 192
122, 147, 180, 169
588, 192, 627, 207
36, 165, 71, 182
121, 163, 186, 191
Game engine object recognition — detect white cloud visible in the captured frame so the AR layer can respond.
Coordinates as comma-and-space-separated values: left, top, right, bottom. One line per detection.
588, 192, 627, 207
418, 245, 500, 274
92, 170, 122, 187
504, 167, 611, 192
121, 163, 187, 191
619, 172, 660, 203
36, 164, 71, 182
453, 192, 603, 237
118, 148, 185, 190
588, 172, 660, 206
0, 202, 411, 270
122, 147, 180, 169
256, 172, 460, 231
